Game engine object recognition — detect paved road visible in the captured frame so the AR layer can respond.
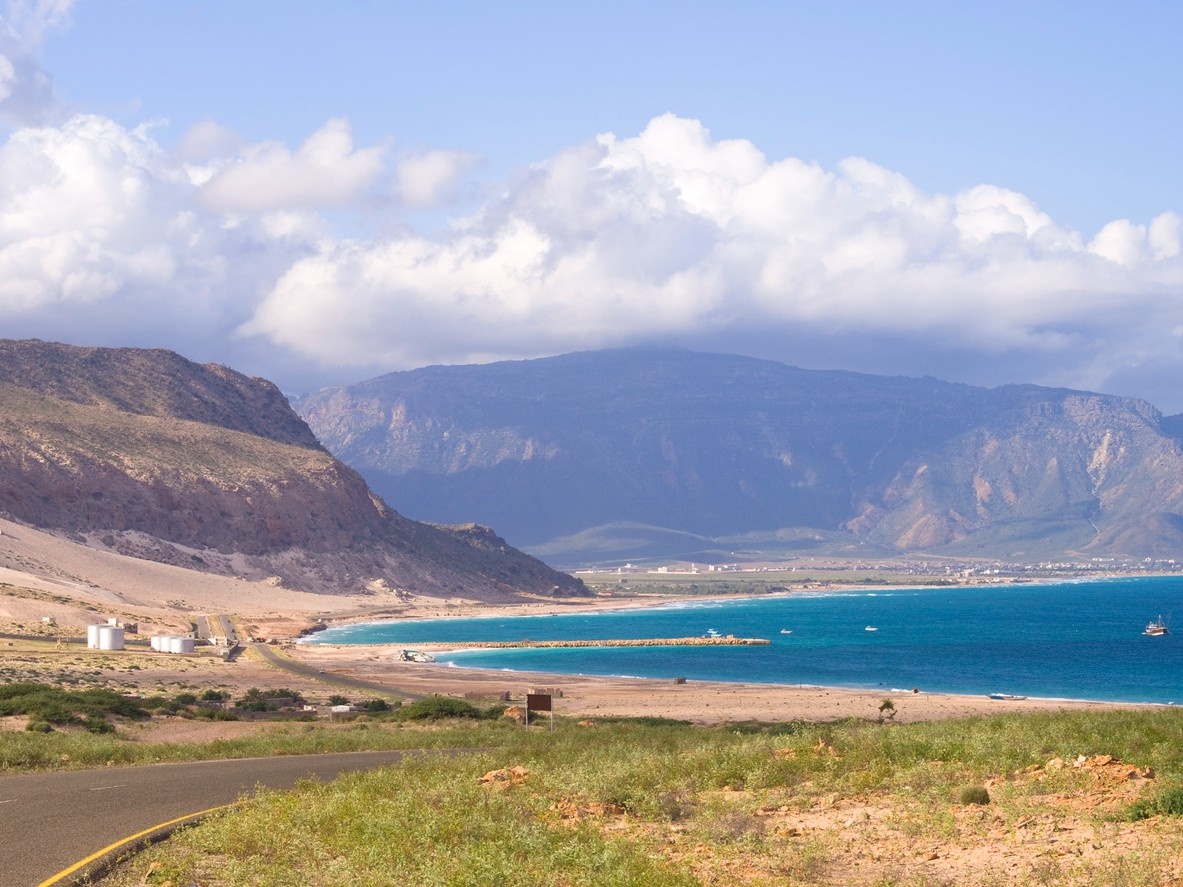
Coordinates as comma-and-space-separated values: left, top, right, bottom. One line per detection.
251, 642, 425, 702
0, 750, 420, 885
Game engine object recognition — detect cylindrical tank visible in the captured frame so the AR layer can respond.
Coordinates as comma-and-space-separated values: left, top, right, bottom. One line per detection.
87, 624, 102, 649
96, 625, 125, 650
150, 635, 168, 651
167, 636, 196, 654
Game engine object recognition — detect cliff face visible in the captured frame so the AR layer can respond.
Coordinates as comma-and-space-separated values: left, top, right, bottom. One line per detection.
294, 348, 1183, 562
0, 339, 586, 598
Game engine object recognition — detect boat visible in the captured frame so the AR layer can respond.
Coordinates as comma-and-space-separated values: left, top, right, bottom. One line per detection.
704, 628, 721, 638
988, 693, 1028, 701
1143, 616, 1169, 636
864, 626, 878, 632
779, 629, 793, 635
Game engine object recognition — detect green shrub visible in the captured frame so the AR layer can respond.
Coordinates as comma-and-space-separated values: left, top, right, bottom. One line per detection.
25, 721, 53, 733
397, 696, 482, 721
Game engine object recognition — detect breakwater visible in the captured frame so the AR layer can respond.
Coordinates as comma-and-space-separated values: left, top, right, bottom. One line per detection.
418, 636, 770, 649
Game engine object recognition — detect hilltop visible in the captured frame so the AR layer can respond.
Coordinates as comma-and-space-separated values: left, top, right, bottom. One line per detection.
295, 348, 1183, 566
0, 339, 586, 602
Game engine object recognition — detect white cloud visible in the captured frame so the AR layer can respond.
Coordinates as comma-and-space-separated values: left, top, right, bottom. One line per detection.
0, 105, 1180, 409
0, 112, 315, 361
197, 118, 386, 213
394, 149, 479, 208
242, 115, 1183, 394
0, 0, 72, 123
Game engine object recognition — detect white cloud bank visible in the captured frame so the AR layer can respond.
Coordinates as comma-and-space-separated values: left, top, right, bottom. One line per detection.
0, 105, 1181, 408
245, 115, 1183, 400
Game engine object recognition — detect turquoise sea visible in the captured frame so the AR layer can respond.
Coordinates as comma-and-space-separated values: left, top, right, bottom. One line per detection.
306, 576, 1183, 704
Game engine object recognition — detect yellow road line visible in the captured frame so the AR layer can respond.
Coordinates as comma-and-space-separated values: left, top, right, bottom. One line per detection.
37, 803, 236, 886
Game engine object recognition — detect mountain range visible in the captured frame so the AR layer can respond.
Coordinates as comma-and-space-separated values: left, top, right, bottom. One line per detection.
293, 348, 1183, 566
0, 339, 586, 600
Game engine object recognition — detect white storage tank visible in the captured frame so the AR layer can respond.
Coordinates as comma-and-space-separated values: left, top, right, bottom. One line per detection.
96, 625, 125, 650
86, 624, 102, 649
168, 636, 196, 654
150, 635, 169, 652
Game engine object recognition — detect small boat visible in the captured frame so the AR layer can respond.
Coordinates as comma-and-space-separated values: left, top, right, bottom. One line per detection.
779, 629, 793, 635
988, 693, 1028, 701
864, 626, 878, 632
1144, 616, 1169, 636
704, 628, 721, 638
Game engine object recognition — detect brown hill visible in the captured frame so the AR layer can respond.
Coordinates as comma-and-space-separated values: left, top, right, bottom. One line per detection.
0, 340, 586, 600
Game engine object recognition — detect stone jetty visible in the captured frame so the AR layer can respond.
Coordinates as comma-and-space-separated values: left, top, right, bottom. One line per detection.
412, 636, 770, 650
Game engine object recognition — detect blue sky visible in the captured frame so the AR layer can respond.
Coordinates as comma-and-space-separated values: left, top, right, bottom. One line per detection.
3, 1, 1182, 409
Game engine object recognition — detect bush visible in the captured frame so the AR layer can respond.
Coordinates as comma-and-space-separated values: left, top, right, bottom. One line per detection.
397, 696, 483, 721
0, 682, 147, 726
200, 689, 228, 702
25, 720, 53, 733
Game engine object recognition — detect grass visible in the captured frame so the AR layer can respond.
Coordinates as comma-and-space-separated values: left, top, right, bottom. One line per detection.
90, 708, 1183, 886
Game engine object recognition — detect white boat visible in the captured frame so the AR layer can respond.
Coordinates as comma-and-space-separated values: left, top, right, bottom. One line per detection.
1144, 616, 1169, 636
988, 693, 1027, 701
779, 629, 792, 635
704, 628, 721, 638
864, 626, 878, 632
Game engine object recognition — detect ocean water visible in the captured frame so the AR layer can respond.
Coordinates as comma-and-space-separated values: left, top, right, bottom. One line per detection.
307, 576, 1183, 704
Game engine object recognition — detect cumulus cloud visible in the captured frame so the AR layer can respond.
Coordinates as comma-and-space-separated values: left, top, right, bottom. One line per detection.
0, 112, 314, 363
394, 148, 479, 208
197, 118, 386, 213
0, 104, 1181, 409
242, 114, 1183, 405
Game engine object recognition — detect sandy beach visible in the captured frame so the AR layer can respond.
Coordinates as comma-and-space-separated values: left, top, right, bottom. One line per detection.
287, 600, 1148, 725
0, 517, 1158, 725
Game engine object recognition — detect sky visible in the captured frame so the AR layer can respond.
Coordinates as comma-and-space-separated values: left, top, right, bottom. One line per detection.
1, 1, 1182, 410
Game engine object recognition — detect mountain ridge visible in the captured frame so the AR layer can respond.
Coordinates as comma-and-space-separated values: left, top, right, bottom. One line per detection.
0, 339, 586, 599
294, 347, 1183, 564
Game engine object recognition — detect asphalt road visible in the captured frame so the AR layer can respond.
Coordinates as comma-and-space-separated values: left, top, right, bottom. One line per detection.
0, 750, 420, 886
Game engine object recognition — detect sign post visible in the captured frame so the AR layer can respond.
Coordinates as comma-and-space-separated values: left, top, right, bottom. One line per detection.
525, 692, 553, 730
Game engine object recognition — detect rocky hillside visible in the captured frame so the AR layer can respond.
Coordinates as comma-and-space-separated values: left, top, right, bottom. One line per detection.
294, 348, 1183, 564
0, 339, 586, 599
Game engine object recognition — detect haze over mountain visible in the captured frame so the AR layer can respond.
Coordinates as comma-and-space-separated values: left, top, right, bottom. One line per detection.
0, 339, 586, 600
295, 348, 1183, 566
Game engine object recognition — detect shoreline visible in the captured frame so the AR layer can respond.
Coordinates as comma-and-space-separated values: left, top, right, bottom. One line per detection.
288, 638, 1158, 725
282, 579, 1183, 722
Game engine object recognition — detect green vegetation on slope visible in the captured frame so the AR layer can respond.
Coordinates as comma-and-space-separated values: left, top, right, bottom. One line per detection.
97, 709, 1183, 887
